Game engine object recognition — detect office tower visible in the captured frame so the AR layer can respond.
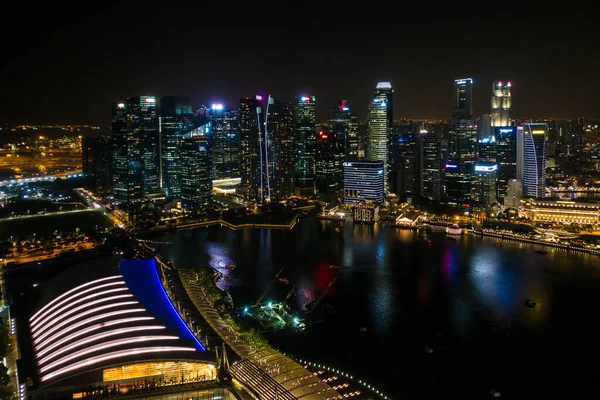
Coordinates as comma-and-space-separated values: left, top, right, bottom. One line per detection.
210, 104, 240, 180
160, 96, 193, 201
239, 96, 263, 201
315, 127, 344, 202
479, 114, 492, 139
181, 123, 212, 211
357, 121, 368, 159
518, 123, 547, 198
343, 160, 384, 205
504, 179, 522, 208
329, 100, 359, 160
128, 96, 160, 196
478, 135, 496, 162
82, 136, 111, 194
491, 81, 512, 127
294, 95, 317, 193
367, 82, 393, 189
495, 126, 517, 201
471, 163, 498, 206
421, 129, 443, 201
444, 163, 471, 205
111, 101, 130, 202
266, 98, 296, 200
391, 131, 421, 199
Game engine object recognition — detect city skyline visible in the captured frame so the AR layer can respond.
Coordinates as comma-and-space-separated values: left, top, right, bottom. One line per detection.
1, 3, 598, 126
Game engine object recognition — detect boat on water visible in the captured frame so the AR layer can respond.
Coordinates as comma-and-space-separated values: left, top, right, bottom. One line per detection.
329, 265, 342, 270
225, 265, 236, 270
278, 277, 290, 284
445, 224, 462, 235
494, 240, 502, 246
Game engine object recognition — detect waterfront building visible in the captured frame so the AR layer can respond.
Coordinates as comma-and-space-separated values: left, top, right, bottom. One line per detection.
294, 95, 317, 194
390, 132, 421, 200
444, 162, 472, 206
367, 82, 393, 190
421, 128, 443, 201
395, 210, 422, 227
495, 126, 518, 201
352, 201, 380, 223
160, 96, 193, 201
128, 96, 161, 196
504, 178, 522, 208
329, 100, 359, 160
343, 160, 384, 205
210, 105, 240, 180
491, 81, 512, 127
521, 199, 600, 225
82, 136, 111, 195
266, 98, 296, 201
181, 123, 212, 212
471, 162, 498, 206
239, 96, 263, 201
518, 123, 547, 198
315, 127, 345, 202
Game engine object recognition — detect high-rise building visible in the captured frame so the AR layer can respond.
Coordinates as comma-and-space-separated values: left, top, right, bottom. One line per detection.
491, 81, 512, 127
210, 104, 240, 180
343, 160, 384, 205
181, 123, 212, 212
329, 100, 359, 160
444, 163, 471, 206
367, 82, 393, 190
294, 95, 316, 193
390, 132, 421, 199
82, 136, 111, 194
471, 163, 498, 206
111, 101, 131, 202
504, 178, 522, 208
266, 98, 295, 200
239, 96, 263, 201
453, 78, 473, 121
421, 129, 443, 201
160, 96, 193, 201
495, 126, 518, 201
128, 96, 160, 196
478, 135, 496, 162
315, 127, 345, 202
518, 123, 547, 199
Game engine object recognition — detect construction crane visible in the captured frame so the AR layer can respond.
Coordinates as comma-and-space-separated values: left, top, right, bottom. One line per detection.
254, 267, 285, 306
307, 271, 340, 313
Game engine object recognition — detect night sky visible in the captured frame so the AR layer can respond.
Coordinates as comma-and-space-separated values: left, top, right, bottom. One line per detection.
1, 1, 598, 126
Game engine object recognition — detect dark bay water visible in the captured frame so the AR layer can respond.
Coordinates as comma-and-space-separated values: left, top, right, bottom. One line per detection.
153, 218, 600, 399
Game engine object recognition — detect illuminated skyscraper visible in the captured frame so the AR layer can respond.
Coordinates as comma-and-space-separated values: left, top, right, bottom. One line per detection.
390, 132, 420, 199
471, 163, 498, 206
160, 96, 193, 201
209, 104, 240, 180
518, 123, 547, 198
495, 126, 517, 201
266, 99, 295, 200
329, 100, 359, 160
315, 127, 345, 202
239, 96, 263, 201
343, 160, 384, 205
421, 129, 443, 201
491, 81, 512, 127
367, 82, 393, 189
294, 95, 317, 193
444, 163, 472, 206
111, 101, 130, 202
181, 123, 212, 212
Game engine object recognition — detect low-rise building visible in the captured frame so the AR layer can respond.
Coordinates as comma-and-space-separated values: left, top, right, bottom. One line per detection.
352, 201, 380, 223
395, 210, 422, 227
521, 199, 600, 225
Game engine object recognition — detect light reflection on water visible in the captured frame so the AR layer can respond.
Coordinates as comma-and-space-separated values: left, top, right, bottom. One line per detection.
155, 219, 600, 398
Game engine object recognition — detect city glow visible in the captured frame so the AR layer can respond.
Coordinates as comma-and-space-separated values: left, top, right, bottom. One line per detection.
40, 347, 196, 382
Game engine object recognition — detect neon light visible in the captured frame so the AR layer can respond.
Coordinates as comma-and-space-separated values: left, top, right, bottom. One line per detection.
445, 164, 458, 168
38, 326, 167, 365
40, 335, 179, 373
211, 104, 223, 111
40, 347, 196, 382
32, 294, 134, 338
34, 309, 147, 352
498, 128, 513, 133
343, 162, 352, 167
117, 103, 125, 108
532, 130, 545, 134
342, 107, 349, 111
36, 317, 155, 356
33, 302, 140, 345
30, 276, 123, 323
31, 286, 129, 331
144, 97, 156, 103
474, 165, 498, 172
301, 96, 310, 102
255, 95, 262, 100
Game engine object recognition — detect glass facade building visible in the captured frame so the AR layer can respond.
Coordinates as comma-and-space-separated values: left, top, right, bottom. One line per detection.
181, 123, 212, 211
471, 162, 498, 206
239, 96, 263, 201
329, 100, 359, 160
367, 82, 393, 190
315, 128, 345, 202
491, 81, 512, 127
422, 129, 443, 201
266, 99, 296, 201
343, 160, 384, 205
294, 95, 317, 191
210, 105, 240, 180
129, 96, 160, 196
111, 101, 130, 202
519, 123, 547, 199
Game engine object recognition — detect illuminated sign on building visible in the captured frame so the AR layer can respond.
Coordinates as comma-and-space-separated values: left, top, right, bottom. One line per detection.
342, 162, 352, 167
211, 104, 223, 111
532, 130, 545, 134
445, 164, 458, 168
499, 128, 513, 133
474, 164, 498, 172
455, 78, 473, 85
301, 96, 310, 102
117, 103, 125, 108
144, 97, 156, 103
255, 95, 263, 100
